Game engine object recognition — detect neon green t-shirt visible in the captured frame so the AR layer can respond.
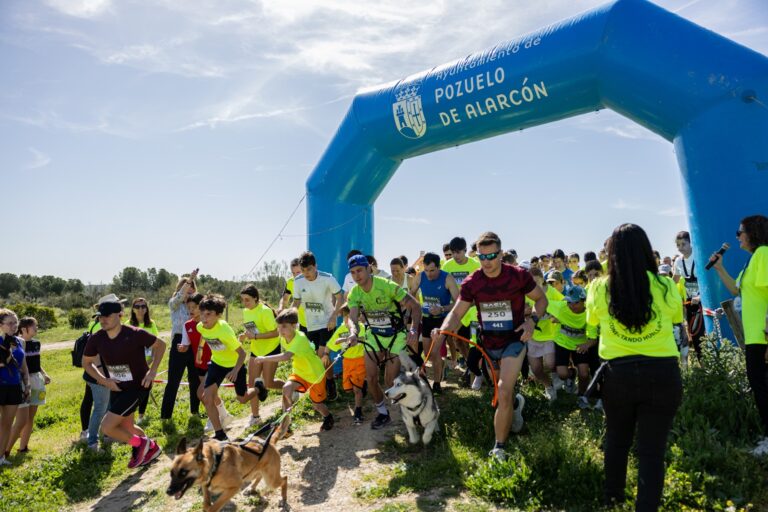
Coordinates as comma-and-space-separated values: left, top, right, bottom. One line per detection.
442, 257, 481, 326
347, 276, 407, 337
586, 273, 682, 359
326, 322, 366, 359
243, 303, 280, 356
548, 300, 586, 350
197, 319, 241, 368
285, 277, 307, 328
281, 330, 325, 382
529, 285, 564, 342
737, 246, 768, 345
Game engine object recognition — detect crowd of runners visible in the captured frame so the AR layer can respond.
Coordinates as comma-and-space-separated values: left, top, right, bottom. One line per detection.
0, 215, 766, 512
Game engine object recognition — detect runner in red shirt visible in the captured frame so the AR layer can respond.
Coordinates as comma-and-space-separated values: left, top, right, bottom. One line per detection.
431, 232, 548, 460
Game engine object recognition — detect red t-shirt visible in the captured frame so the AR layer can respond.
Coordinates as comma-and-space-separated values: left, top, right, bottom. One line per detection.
83, 325, 156, 390
459, 264, 536, 350
185, 318, 211, 370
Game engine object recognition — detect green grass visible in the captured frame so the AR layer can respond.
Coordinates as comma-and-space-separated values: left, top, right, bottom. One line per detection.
353, 339, 768, 511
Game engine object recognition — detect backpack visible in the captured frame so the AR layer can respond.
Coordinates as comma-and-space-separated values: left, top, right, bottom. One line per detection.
71, 323, 98, 367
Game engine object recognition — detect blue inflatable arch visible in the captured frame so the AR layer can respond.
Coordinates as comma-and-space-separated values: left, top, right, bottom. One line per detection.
306, 0, 768, 326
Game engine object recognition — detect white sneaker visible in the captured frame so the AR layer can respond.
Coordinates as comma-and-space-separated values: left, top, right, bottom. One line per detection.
593, 399, 604, 412
511, 394, 525, 433
544, 386, 557, 403
87, 442, 99, 452
80, 430, 88, 441
488, 447, 508, 461
218, 405, 233, 429
751, 437, 768, 456
552, 374, 563, 390
577, 396, 590, 409
0, 457, 11, 466
248, 415, 262, 427
471, 374, 484, 391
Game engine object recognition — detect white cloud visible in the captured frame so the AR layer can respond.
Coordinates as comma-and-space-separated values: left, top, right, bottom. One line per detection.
45, 0, 111, 18
381, 215, 432, 225
26, 147, 51, 169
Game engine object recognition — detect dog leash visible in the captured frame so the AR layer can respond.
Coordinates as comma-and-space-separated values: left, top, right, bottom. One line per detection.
438, 330, 499, 407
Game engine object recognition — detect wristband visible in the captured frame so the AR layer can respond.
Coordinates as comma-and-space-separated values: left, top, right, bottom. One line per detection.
530, 314, 540, 325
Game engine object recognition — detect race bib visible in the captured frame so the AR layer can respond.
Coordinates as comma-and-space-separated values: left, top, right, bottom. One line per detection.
305, 302, 324, 313
684, 280, 699, 298
560, 324, 586, 339
107, 364, 133, 382
204, 337, 226, 351
452, 272, 469, 285
244, 321, 259, 335
422, 297, 441, 315
367, 310, 394, 335
479, 301, 513, 331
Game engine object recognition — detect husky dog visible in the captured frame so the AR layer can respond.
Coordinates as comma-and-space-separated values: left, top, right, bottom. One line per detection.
384, 352, 440, 445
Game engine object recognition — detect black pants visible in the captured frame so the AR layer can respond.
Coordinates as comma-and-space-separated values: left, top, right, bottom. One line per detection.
746, 344, 768, 436
602, 357, 682, 512
80, 382, 93, 431
160, 334, 201, 419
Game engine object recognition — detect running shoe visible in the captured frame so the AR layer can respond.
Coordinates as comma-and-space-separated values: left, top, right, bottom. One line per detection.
321, 414, 335, 431
371, 413, 391, 430
488, 447, 508, 461
577, 396, 590, 409
593, 399, 604, 412
564, 379, 576, 394
128, 437, 150, 469
140, 440, 161, 466
471, 374, 485, 391
544, 386, 557, 403
511, 394, 525, 434
0, 457, 11, 467
248, 415, 262, 427
751, 437, 768, 457
255, 381, 269, 402
353, 407, 363, 425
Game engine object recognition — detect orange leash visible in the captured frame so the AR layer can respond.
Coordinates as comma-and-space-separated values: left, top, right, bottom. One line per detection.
438, 330, 499, 408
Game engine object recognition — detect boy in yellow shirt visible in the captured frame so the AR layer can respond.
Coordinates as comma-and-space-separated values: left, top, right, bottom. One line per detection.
255, 308, 334, 431
197, 294, 263, 441
326, 305, 367, 424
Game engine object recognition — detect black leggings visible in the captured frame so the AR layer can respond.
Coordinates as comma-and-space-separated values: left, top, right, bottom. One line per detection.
80, 382, 93, 432
602, 357, 682, 512
160, 334, 201, 419
138, 384, 152, 415
746, 344, 768, 436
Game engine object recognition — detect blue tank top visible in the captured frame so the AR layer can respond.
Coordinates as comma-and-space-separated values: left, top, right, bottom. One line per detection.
0, 336, 25, 386
419, 271, 452, 318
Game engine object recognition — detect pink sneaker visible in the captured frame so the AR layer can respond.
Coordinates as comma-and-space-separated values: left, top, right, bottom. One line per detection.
140, 440, 161, 466
128, 437, 150, 469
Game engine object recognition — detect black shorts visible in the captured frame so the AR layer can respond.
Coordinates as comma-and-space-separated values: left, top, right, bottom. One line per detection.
196, 366, 208, 377
554, 343, 591, 367
420, 316, 445, 340
109, 388, 149, 416
205, 362, 247, 396
457, 324, 471, 341
250, 345, 281, 357
0, 385, 23, 406
306, 328, 333, 349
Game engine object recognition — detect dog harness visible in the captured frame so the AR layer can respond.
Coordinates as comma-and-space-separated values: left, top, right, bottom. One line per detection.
204, 424, 279, 490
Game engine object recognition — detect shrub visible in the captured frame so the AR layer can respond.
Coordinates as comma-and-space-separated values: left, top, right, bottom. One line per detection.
67, 308, 90, 329
7, 303, 58, 329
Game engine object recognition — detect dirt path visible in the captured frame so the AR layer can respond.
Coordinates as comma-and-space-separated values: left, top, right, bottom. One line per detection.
69, 400, 492, 512
43, 331, 172, 352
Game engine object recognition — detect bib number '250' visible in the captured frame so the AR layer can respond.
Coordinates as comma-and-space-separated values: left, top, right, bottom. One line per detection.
479, 301, 513, 331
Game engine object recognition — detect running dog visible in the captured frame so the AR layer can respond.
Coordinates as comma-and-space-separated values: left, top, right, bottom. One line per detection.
384, 352, 440, 445
166, 417, 289, 511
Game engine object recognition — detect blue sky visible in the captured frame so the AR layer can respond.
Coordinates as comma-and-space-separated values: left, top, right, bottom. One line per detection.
2, 0, 766, 284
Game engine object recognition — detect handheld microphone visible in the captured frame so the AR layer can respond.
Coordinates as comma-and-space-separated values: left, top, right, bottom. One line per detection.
705, 243, 730, 270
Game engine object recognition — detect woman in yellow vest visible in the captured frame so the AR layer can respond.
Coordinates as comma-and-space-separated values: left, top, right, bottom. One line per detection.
586, 223, 687, 512
710, 214, 768, 455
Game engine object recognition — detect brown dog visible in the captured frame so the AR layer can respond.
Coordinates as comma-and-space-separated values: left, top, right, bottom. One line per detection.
167, 422, 288, 511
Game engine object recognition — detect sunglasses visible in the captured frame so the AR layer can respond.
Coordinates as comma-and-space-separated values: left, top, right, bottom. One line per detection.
477, 252, 500, 261
736, 230, 744, 237
133, 304, 148, 309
